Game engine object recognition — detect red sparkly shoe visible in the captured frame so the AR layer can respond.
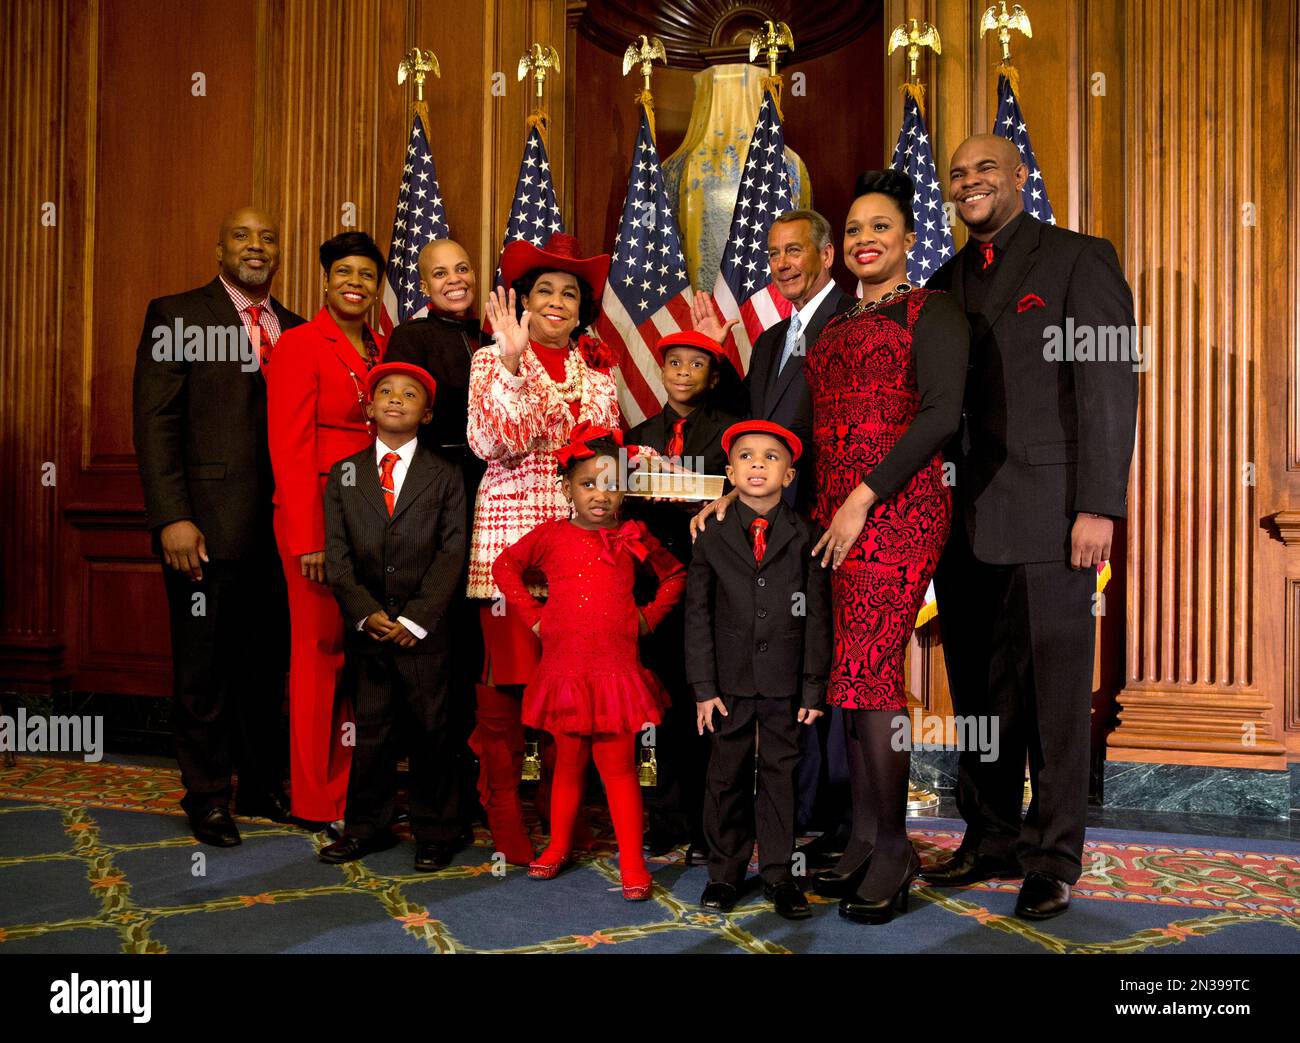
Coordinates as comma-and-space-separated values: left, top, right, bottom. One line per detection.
622, 871, 654, 901
528, 850, 573, 880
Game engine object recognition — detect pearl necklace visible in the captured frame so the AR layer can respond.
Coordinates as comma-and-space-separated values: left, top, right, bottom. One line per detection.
538, 345, 585, 403
850, 281, 914, 316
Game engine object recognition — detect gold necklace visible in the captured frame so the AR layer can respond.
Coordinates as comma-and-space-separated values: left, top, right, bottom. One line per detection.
850, 281, 914, 316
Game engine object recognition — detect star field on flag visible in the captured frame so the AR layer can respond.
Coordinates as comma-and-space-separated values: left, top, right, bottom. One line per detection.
498, 125, 564, 282
592, 108, 694, 426
993, 73, 1056, 225
889, 93, 954, 287
710, 89, 794, 374
379, 112, 450, 337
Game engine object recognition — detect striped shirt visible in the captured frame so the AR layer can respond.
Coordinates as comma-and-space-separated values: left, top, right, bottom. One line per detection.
219, 273, 284, 350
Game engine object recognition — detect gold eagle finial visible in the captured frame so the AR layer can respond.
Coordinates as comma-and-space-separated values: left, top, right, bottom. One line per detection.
397, 48, 440, 102
748, 20, 795, 78
517, 43, 561, 102
622, 35, 668, 92
887, 18, 941, 84
980, 2, 1033, 64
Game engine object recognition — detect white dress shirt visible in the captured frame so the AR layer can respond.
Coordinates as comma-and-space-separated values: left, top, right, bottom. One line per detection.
777, 276, 837, 375
357, 436, 427, 640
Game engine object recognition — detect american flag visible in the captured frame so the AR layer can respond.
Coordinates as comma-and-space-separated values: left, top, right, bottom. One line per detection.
379, 111, 451, 337
889, 92, 953, 286
993, 73, 1055, 225
499, 125, 564, 275
710, 89, 794, 375
592, 108, 694, 426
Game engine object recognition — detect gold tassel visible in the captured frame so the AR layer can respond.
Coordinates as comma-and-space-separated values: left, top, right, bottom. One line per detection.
996, 63, 1022, 105
759, 74, 785, 121
521, 740, 542, 781
899, 81, 927, 121
634, 90, 656, 142
525, 109, 550, 145
637, 746, 658, 787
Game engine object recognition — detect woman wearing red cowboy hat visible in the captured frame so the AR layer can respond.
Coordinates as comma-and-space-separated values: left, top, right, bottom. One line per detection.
466, 232, 638, 864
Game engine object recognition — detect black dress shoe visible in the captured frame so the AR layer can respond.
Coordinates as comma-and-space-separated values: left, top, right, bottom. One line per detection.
839, 848, 922, 925
642, 824, 682, 857
234, 790, 291, 823
685, 841, 710, 866
699, 880, 738, 912
764, 880, 811, 920
414, 842, 454, 872
318, 832, 395, 864
190, 807, 241, 847
920, 848, 1021, 886
1015, 871, 1071, 920
811, 853, 871, 899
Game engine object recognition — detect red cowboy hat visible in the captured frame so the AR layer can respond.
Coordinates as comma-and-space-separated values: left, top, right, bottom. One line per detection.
366, 362, 438, 405
499, 232, 610, 300
721, 419, 803, 462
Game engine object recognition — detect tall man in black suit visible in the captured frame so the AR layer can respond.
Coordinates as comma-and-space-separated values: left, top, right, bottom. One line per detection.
133, 207, 304, 846
383, 239, 485, 842
694, 208, 855, 849
924, 135, 1138, 919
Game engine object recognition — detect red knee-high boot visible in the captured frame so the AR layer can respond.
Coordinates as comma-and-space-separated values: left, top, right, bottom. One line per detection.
469, 685, 534, 865
593, 735, 652, 898
538, 734, 596, 851
530, 733, 589, 877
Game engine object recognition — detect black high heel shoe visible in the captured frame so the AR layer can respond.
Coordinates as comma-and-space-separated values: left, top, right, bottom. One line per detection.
838, 847, 922, 925
810, 851, 872, 899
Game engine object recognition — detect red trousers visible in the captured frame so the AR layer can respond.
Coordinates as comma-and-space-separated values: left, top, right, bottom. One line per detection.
276, 507, 352, 822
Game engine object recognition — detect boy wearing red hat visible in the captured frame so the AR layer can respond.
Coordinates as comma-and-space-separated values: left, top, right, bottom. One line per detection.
626, 330, 739, 860
685, 420, 831, 919
320, 362, 468, 870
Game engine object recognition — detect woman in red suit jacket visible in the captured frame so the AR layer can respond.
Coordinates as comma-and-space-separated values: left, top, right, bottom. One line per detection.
267, 232, 386, 826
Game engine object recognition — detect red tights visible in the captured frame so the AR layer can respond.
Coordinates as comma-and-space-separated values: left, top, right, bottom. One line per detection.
537, 732, 649, 889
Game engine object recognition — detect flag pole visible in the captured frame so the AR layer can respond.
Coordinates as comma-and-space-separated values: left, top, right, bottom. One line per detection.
397, 47, 439, 140
517, 43, 560, 146
748, 19, 794, 119
980, 0, 1033, 101
623, 34, 667, 141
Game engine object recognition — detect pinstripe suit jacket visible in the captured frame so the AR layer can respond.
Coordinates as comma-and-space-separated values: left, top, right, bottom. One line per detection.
324, 441, 466, 655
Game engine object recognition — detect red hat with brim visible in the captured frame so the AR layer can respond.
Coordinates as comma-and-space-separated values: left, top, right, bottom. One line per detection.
721, 419, 803, 463
366, 362, 438, 406
657, 330, 730, 363
499, 233, 610, 301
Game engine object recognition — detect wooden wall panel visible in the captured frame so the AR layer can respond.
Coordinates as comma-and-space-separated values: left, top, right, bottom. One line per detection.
0, 0, 67, 687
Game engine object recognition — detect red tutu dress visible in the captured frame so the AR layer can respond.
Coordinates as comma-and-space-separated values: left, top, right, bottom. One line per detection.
492, 518, 686, 736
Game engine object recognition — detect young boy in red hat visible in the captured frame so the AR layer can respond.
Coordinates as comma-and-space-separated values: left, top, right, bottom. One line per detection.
626, 330, 739, 860
685, 420, 831, 919
320, 361, 467, 871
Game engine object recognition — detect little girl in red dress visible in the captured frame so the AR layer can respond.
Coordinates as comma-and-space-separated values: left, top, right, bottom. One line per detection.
492, 423, 686, 900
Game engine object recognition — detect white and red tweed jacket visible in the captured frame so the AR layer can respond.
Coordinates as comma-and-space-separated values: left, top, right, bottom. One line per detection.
467, 344, 630, 600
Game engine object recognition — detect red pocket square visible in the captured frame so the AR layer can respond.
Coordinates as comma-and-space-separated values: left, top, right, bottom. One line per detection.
1017, 293, 1046, 313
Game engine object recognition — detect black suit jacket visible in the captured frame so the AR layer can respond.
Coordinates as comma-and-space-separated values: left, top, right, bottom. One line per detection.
323, 443, 467, 654
929, 217, 1138, 564
132, 277, 304, 559
626, 402, 738, 564
743, 284, 854, 511
685, 503, 831, 708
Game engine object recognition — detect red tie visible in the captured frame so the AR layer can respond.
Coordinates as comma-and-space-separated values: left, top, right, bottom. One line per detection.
980, 242, 996, 270
665, 417, 686, 459
750, 517, 769, 564
379, 452, 399, 516
247, 304, 271, 366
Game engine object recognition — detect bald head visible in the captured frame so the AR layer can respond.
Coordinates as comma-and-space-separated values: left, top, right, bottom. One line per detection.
417, 239, 476, 316
215, 206, 281, 297
948, 134, 1027, 239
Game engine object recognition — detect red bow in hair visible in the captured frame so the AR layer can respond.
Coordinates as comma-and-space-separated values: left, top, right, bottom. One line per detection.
554, 420, 624, 470
576, 334, 617, 372
1017, 293, 1046, 313
599, 520, 648, 566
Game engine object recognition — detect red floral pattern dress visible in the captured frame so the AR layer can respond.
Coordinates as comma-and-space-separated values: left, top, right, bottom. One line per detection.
804, 289, 955, 710
492, 519, 686, 735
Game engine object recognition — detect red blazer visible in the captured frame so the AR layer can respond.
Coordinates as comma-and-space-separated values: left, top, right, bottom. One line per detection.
267, 306, 385, 556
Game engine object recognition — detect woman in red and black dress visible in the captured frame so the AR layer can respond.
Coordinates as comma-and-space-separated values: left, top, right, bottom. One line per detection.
804, 170, 969, 924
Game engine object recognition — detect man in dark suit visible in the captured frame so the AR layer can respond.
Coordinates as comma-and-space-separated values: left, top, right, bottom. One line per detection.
383, 239, 485, 844
132, 207, 304, 846
694, 209, 855, 847
320, 362, 467, 870
924, 135, 1138, 919
687, 421, 831, 920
